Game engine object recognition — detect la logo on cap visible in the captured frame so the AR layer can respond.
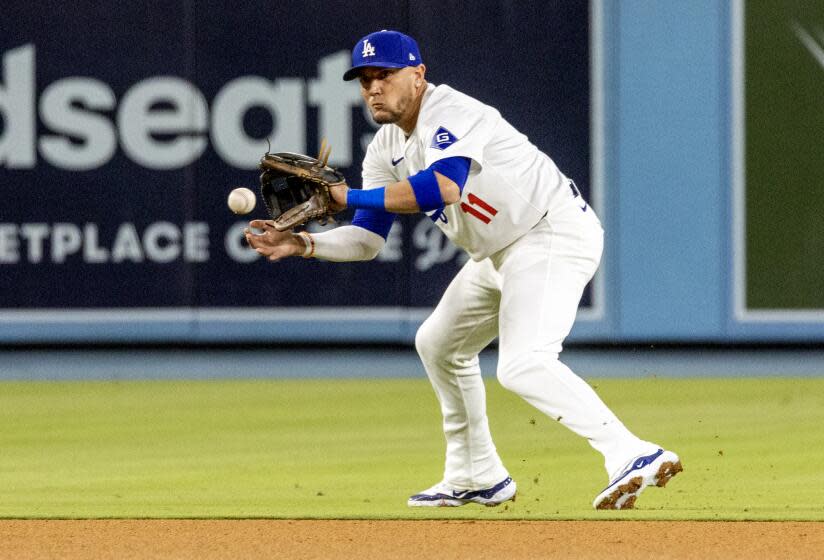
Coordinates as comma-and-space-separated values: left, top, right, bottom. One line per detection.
362, 39, 376, 57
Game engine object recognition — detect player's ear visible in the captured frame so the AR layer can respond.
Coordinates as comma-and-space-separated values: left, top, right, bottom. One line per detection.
415, 64, 426, 87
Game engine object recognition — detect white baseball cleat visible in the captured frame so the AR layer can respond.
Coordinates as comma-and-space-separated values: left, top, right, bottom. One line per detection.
592, 449, 683, 510
407, 476, 516, 507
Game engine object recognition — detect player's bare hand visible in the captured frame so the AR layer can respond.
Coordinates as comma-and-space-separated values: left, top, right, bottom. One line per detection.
245, 220, 304, 262
328, 183, 348, 213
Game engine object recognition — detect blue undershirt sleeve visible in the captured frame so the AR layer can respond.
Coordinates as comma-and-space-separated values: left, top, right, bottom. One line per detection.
351, 208, 396, 240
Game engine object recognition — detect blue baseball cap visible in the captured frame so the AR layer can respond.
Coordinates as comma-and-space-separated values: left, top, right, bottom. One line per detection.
343, 30, 423, 81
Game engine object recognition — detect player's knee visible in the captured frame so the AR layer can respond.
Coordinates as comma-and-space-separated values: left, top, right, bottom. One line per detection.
415, 318, 443, 364
496, 354, 529, 393
497, 351, 561, 394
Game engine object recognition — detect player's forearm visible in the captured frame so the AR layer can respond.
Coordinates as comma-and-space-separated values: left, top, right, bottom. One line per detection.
381, 179, 420, 213
300, 225, 385, 262
383, 175, 460, 212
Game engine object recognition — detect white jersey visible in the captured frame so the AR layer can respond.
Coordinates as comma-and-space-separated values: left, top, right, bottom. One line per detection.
362, 83, 580, 260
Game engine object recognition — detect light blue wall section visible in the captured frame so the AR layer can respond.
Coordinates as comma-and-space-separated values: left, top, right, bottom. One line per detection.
600, 0, 824, 343
610, 0, 728, 340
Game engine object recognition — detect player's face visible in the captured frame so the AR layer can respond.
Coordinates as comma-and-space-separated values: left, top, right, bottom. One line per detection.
358, 67, 419, 125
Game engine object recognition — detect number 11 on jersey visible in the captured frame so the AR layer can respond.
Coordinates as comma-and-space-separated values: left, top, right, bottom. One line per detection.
460, 193, 498, 224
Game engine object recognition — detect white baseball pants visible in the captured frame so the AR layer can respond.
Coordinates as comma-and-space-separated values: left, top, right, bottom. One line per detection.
415, 199, 656, 489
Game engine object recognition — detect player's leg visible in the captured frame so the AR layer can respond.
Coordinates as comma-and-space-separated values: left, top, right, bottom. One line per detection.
495, 217, 650, 474
411, 257, 514, 506
493, 208, 680, 509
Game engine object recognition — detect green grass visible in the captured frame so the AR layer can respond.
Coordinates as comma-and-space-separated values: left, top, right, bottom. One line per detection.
0, 377, 822, 520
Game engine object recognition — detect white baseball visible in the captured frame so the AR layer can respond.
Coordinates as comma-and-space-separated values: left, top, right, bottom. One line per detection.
227, 187, 256, 214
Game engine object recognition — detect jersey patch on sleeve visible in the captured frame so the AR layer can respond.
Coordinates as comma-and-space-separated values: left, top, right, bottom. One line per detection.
430, 126, 458, 150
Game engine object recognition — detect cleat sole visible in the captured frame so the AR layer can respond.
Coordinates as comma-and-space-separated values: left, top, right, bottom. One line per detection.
655, 460, 683, 488
594, 453, 684, 510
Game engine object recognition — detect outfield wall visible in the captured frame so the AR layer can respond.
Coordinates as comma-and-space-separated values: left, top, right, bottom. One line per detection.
1, 0, 822, 344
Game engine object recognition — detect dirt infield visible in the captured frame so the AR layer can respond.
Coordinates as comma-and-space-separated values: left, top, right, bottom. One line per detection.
1, 520, 822, 559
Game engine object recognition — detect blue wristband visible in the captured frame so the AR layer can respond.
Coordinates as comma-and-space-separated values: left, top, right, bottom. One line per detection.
347, 187, 386, 210
408, 168, 444, 212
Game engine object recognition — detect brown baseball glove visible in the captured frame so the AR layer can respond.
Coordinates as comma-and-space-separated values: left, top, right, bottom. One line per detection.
259, 141, 346, 231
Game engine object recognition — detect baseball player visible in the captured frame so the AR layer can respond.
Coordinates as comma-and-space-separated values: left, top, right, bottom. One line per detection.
246, 30, 682, 509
